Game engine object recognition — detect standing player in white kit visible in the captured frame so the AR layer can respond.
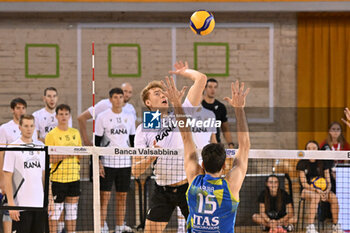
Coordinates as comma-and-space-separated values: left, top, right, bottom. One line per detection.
0, 98, 38, 233
33, 87, 72, 142
95, 88, 135, 233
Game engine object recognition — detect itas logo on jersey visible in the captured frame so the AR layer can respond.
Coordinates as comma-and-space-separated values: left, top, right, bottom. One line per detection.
193, 214, 219, 230
143, 110, 161, 129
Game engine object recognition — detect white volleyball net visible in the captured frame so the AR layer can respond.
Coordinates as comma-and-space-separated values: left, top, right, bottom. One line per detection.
43, 146, 350, 233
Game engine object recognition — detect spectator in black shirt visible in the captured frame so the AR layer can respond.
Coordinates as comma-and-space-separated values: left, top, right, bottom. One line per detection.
252, 175, 296, 233
202, 78, 234, 148
296, 140, 344, 233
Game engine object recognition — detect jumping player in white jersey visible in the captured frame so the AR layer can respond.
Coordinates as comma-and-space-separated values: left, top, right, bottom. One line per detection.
0, 98, 38, 233
3, 114, 51, 233
95, 88, 135, 233
78, 83, 136, 146
33, 87, 72, 143
133, 61, 207, 232
163, 77, 250, 233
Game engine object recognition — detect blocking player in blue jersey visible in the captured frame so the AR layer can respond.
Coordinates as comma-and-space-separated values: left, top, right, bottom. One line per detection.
162, 77, 250, 233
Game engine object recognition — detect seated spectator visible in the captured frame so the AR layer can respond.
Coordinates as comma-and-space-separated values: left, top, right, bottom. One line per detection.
252, 174, 296, 233
320, 122, 350, 192
296, 140, 344, 233
320, 121, 350, 151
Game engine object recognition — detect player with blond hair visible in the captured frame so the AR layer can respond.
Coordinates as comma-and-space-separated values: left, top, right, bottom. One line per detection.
133, 61, 207, 232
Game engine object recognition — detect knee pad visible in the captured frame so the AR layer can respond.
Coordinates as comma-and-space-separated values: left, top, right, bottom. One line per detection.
51, 203, 64, 220
64, 203, 78, 221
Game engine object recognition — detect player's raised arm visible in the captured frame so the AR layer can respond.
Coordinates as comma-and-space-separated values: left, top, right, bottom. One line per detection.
169, 61, 207, 106
162, 76, 203, 184
342, 107, 350, 129
223, 81, 250, 200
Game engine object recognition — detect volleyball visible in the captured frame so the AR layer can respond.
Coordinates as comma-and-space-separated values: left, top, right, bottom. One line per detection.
190, 10, 215, 36
311, 177, 327, 191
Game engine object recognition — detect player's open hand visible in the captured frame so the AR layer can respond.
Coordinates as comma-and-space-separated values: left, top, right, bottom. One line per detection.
9, 210, 20, 221
223, 80, 250, 108
161, 76, 187, 107
341, 107, 350, 128
168, 61, 189, 78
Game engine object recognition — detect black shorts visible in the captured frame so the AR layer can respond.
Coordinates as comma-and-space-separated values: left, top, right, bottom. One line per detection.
146, 183, 189, 222
100, 167, 131, 192
267, 210, 287, 220
12, 211, 46, 233
52, 181, 81, 203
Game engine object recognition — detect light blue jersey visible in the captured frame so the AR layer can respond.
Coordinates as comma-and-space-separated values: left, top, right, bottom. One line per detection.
186, 174, 239, 233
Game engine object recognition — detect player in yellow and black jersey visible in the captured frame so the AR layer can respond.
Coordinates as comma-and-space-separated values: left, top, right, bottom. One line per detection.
45, 104, 82, 233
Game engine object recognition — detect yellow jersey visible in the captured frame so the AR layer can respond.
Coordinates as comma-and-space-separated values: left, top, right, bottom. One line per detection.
45, 127, 82, 183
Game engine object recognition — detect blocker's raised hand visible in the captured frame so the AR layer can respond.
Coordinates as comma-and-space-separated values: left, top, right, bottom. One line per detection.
168, 61, 189, 78
161, 76, 187, 107
341, 107, 350, 128
224, 80, 250, 108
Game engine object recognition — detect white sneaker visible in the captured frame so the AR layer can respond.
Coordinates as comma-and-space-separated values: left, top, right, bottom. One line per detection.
101, 221, 109, 233
306, 224, 318, 233
332, 223, 345, 233
115, 225, 133, 233
101, 226, 109, 233
57, 221, 65, 233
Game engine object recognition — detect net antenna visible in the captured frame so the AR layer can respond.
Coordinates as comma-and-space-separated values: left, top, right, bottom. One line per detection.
92, 41, 96, 147
91, 41, 101, 233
